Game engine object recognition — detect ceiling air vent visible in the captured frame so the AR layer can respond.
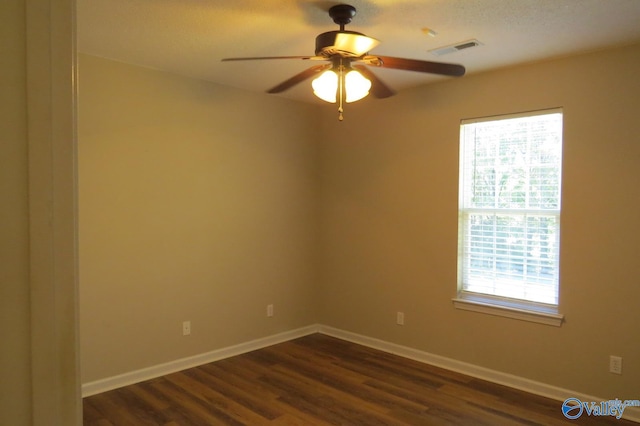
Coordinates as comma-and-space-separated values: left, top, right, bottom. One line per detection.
429, 39, 483, 56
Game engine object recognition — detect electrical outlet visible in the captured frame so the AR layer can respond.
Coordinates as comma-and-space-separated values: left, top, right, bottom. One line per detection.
182, 321, 191, 336
267, 304, 274, 317
396, 312, 405, 326
609, 355, 622, 374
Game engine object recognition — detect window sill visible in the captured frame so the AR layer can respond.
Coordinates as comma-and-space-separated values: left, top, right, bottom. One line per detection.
452, 294, 564, 327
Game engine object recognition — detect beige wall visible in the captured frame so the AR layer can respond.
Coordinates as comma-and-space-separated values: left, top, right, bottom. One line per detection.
78, 55, 320, 382
318, 44, 640, 398
79, 44, 640, 401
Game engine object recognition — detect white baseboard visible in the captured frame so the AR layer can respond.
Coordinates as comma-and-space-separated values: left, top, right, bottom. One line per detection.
82, 323, 639, 423
318, 325, 640, 423
81, 324, 320, 397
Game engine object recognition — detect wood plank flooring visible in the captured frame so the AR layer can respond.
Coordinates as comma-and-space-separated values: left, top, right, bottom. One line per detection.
83, 333, 636, 425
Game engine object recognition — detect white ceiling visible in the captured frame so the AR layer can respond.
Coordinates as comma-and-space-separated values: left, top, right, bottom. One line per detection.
77, 0, 640, 103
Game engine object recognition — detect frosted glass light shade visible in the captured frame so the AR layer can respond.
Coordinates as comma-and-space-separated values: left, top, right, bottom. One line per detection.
312, 70, 338, 103
344, 70, 371, 103
312, 69, 371, 104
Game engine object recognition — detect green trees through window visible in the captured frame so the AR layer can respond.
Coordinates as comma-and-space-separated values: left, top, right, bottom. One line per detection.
458, 109, 563, 305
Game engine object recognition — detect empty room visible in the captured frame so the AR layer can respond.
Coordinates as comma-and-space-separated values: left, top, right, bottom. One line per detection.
3, 0, 639, 424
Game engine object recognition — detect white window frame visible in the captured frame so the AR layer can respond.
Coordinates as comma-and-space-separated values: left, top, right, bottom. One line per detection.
453, 109, 565, 326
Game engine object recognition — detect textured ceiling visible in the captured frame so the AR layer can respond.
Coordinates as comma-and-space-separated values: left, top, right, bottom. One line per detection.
77, 0, 640, 103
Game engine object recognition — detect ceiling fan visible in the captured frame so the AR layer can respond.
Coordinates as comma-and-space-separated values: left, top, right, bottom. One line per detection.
222, 4, 465, 120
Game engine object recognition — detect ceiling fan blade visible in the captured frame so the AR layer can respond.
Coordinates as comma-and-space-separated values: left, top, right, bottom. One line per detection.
364, 55, 465, 77
353, 65, 395, 98
222, 55, 324, 62
267, 64, 332, 93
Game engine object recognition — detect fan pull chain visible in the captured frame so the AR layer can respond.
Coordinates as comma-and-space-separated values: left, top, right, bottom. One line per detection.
338, 62, 345, 121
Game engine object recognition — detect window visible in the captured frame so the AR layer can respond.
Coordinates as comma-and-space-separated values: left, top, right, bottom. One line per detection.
455, 109, 564, 325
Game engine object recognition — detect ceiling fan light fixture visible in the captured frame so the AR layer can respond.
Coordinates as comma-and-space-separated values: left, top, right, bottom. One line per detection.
344, 69, 371, 103
312, 68, 371, 104
312, 70, 339, 103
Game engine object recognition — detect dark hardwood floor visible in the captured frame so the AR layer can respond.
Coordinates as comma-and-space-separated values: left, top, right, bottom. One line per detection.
83, 333, 636, 425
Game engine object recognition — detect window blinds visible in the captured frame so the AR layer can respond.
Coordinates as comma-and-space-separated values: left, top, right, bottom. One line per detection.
458, 109, 563, 305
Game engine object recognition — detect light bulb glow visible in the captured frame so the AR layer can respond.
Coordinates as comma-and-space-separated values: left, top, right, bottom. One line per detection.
312, 70, 338, 103
344, 70, 371, 103
312, 68, 371, 104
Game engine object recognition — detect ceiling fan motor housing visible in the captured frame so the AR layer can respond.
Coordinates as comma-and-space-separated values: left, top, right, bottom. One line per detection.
315, 30, 367, 57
